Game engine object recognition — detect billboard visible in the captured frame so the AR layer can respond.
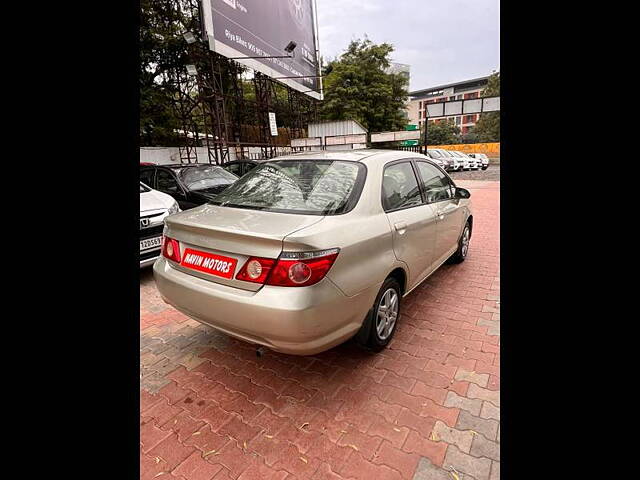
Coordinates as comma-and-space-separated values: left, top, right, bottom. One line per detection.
201, 0, 322, 100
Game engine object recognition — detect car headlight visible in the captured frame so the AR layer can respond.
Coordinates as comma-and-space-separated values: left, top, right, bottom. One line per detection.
167, 201, 180, 215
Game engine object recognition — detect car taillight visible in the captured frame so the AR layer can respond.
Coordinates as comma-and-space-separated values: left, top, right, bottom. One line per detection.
161, 235, 181, 263
236, 249, 339, 287
235, 257, 276, 283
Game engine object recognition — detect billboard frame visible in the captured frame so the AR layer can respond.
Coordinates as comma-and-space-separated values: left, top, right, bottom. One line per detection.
200, 0, 323, 101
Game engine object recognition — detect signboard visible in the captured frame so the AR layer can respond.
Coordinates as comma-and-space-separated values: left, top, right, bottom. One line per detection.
202, 0, 322, 100
424, 96, 500, 118
291, 137, 322, 147
426, 103, 444, 118
444, 101, 463, 116
325, 134, 367, 146
483, 97, 500, 112
463, 99, 482, 114
268, 112, 278, 136
370, 130, 421, 143
370, 132, 395, 143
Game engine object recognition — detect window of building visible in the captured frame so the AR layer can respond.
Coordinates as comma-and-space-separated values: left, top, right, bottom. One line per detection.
455, 116, 461, 125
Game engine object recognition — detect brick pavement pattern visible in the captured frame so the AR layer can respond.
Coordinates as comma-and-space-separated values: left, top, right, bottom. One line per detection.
140, 180, 500, 480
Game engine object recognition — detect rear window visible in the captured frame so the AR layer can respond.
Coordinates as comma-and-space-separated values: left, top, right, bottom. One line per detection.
209, 160, 366, 215
179, 166, 238, 192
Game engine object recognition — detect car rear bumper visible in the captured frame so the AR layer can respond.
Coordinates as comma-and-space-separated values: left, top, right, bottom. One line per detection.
153, 257, 378, 355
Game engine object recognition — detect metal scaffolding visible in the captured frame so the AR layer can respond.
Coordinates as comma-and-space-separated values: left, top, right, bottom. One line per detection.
147, 0, 320, 164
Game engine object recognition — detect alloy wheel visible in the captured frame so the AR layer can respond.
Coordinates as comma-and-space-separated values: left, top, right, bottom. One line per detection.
376, 288, 399, 340
461, 226, 470, 257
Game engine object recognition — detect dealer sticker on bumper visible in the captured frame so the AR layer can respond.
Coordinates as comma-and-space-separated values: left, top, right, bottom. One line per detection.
180, 248, 238, 279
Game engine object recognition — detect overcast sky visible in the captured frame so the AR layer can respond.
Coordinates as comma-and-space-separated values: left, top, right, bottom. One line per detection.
315, 0, 499, 92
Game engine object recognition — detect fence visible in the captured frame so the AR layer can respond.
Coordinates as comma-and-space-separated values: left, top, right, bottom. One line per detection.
140, 146, 296, 164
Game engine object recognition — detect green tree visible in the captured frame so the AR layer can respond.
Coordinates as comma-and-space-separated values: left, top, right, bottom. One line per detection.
320, 38, 409, 132
140, 0, 193, 146
424, 120, 461, 145
471, 71, 500, 142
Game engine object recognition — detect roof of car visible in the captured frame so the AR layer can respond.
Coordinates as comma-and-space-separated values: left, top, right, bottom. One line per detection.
272, 149, 430, 165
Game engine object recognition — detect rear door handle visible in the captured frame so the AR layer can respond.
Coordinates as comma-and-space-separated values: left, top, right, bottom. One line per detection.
394, 222, 407, 234
436, 210, 445, 219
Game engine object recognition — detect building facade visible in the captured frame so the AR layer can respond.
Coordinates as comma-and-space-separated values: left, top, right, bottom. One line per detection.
407, 75, 490, 134
386, 63, 411, 122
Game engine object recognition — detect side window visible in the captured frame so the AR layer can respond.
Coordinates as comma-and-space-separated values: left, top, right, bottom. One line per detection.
416, 161, 454, 203
156, 170, 179, 194
382, 162, 423, 212
140, 168, 155, 187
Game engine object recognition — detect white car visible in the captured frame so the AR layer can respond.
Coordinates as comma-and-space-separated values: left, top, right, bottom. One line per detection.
428, 149, 461, 172
451, 151, 477, 170
423, 152, 446, 170
468, 153, 490, 170
140, 182, 180, 268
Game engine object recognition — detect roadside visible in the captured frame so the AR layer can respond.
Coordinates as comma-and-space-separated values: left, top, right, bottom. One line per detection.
449, 163, 500, 181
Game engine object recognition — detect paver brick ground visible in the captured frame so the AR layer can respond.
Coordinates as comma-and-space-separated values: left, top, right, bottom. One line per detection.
140, 180, 500, 479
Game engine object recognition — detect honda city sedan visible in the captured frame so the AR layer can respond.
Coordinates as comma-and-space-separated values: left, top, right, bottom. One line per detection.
154, 150, 472, 355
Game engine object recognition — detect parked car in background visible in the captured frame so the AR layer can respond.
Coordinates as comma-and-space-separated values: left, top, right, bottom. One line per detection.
423, 152, 446, 170
427, 149, 460, 172
154, 150, 473, 355
140, 163, 239, 210
450, 151, 476, 170
468, 153, 490, 170
140, 182, 180, 268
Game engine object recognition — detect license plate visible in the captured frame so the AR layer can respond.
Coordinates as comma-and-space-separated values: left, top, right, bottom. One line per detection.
140, 236, 162, 252
180, 248, 238, 279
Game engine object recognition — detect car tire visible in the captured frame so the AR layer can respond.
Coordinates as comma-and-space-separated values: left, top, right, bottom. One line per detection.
355, 277, 402, 352
448, 221, 471, 264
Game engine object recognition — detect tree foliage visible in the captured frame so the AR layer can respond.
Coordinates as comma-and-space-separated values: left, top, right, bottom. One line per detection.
471, 71, 500, 142
320, 38, 409, 132
140, 0, 196, 146
424, 120, 461, 145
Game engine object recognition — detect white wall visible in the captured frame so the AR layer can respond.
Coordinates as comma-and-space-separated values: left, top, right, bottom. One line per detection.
140, 147, 183, 165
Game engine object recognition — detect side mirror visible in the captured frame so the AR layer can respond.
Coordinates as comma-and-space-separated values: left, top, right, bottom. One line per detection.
454, 187, 471, 199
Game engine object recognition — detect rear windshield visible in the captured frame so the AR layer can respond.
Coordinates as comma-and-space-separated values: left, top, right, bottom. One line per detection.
209, 160, 366, 215
179, 166, 238, 192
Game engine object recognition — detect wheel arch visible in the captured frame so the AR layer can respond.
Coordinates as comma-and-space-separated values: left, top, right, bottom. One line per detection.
387, 267, 408, 295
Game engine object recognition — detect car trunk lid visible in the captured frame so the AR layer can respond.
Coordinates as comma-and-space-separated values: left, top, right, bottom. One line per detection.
163, 204, 324, 291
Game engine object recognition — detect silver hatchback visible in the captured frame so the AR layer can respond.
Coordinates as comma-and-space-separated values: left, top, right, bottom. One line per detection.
154, 150, 473, 355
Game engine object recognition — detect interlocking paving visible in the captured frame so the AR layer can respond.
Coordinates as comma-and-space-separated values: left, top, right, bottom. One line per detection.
140, 179, 500, 479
